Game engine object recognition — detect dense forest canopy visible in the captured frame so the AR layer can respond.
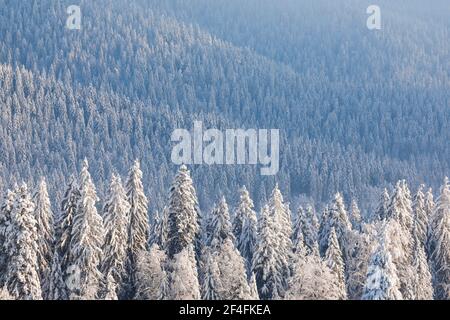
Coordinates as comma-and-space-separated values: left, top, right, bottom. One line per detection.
0, 0, 448, 214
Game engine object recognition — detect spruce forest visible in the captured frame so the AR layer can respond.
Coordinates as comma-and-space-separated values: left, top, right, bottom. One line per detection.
0, 0, 449, 300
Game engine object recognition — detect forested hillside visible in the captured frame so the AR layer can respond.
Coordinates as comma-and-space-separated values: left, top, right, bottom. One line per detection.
0, 0, 449, 213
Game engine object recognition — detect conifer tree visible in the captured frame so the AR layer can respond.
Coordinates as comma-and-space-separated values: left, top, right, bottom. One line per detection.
249, 273, 260, 300
293, 205, 319, 255
200, 249, 221, 300
4, 184, 42, 300
125, 160, 149, 295
207, 197, 234, 250
325, 228, 347, 299
413, 185, 428, 247
167, 165, 200, 258
411, 237, 433, 300
56, 176, 80, 283
0, 189, 15, 287
233, 186, 258, 275
68, 160, 104, 300
47, 249, 67, 300
252, 205, 284, 300
362, 229, 402, 300
134, 244, 167, 300
429, 177, 450, 300
169, 245, 201, 300
374, 188, 390, 222
150, 206, 169, 250
101, 174, 130, 299
33, 178, 54, 299
349, 199, 362, 231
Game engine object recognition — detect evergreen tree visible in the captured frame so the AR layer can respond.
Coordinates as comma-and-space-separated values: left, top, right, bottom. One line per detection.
4, 184, 42, 300
47, 249, 67, 300
374, 188, 390, 222
125, 160, 149, 296
319, 193, 351, 255
150, 206, 169, 250
56, 176, 80, 285
413, 185, 428, 247
233, 186, 258, 275
0, 189, 15, 287
385, 180, 415, 299
325, 228, 347, 299
429, 177, 450, 300
134, 244, 167, 300
293, 205, 319, 255
411, 237, 433, 300
33, 178, 54, 299
207, 197, 234, 250
68, 160, 104, 300
200, 249, 221, 300
169, 245, 201, 300
214, 239, 252, 300
167, 165, 200, 258
101, 174, 130, 299
252, 205, 284, 300
349, 200, 362, 231
362, 229, 402, 300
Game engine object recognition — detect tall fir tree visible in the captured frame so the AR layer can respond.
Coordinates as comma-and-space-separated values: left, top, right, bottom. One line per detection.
4, 184, 42, 300
47, 249, 67, 300
411, 237, 433, 300
134, 244, 167, 300
0, 189, 15, 287
325, 228, 347, 299
101, 174, 130, 299
385, 180, 415, 300
150, 206, 169, 250
428, 177, 450, 300
68, 159, 104, 300
252, 205, 284, 300
200, 249, 221, 300
412, 185, 428, 248
362, 228, 402, 300
207, 197, 235, 250
233, 186, 258, 276
33, 178, 54, 299
167, 165, 200, 258
56, 176, 80, 286
169, 245, 201, 300
125, 160, 149, 297
293, 205, 319, 255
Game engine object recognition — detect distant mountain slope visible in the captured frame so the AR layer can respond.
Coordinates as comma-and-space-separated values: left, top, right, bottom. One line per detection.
0, 0, 448, 213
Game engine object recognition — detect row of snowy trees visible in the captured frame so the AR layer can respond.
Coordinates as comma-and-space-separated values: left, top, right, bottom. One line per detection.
0, 162, 448, 300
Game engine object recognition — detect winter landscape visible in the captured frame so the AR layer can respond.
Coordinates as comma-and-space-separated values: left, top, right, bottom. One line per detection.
0, 0, 449, 301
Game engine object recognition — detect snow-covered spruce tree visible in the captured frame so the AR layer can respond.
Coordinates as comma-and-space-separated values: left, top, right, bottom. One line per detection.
125, 160, 149, 297
100, 174, 130, 299
429, 177, 450, 300
267, 184, 293, 294
102, 272, 118, 300
134, 244, 167, 300
207, 197, 235, 250
425, 188, 435, 257
411, 237, 433, 300
200, 249, 221, 300
252, 205, 284, 300
68, 159, 104, 300
293, 205, 319, 256
214, 239, 252, 300
285, 250, 341, 300
413, 185, 429, 248
319, 193, 352, 256
4, 184, 42, 300
325, 228, 347, 299
362, 228, 402, 300
233, 186, 258, 276
56, 176, 80, 283
349, 200, 362, 231
33, 178, 54, 299
149, 206, 169, 250
344, 229, 375, 300
167, 165, 200, 258
385, 180, 415, 299
47, 249, 68, 300
0, 189, 15, 287
373, 188, 390, 222
169, 245, 201, 300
